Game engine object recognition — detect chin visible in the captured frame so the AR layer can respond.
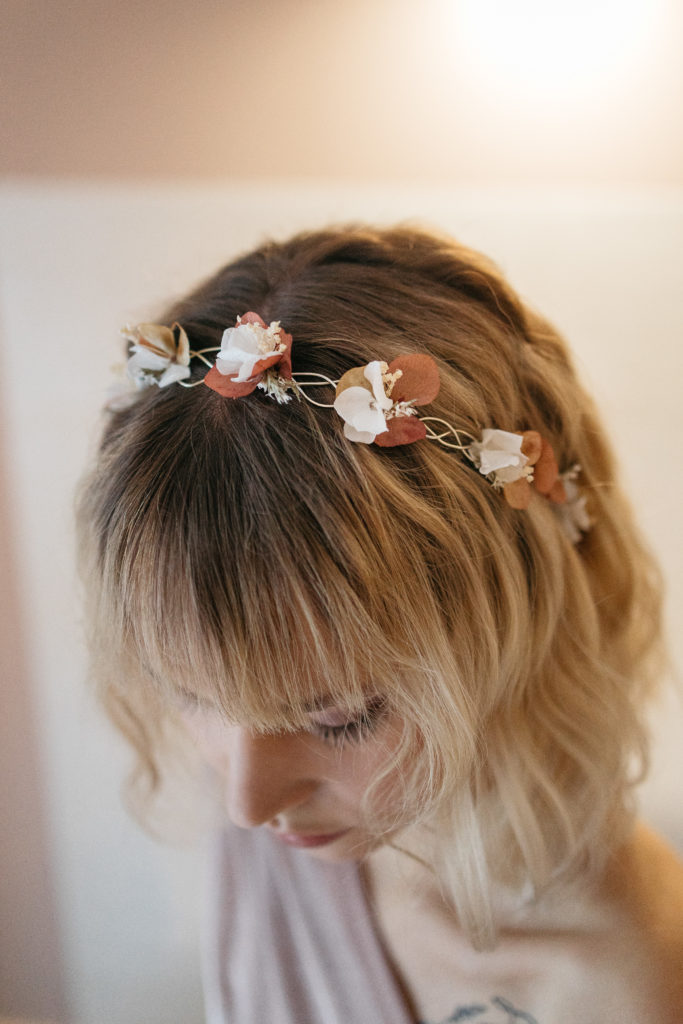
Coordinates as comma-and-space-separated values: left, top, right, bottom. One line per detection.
303, 830, 377, 863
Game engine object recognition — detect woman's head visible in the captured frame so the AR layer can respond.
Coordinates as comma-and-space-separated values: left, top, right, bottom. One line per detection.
77, 225, 662, 945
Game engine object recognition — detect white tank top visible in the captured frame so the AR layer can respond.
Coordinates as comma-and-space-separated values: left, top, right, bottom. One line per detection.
202, 823, 414, 1024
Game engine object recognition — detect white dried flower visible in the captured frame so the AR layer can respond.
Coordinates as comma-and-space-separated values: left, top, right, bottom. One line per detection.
333, 361, 394, 443
216, 319, 286, 382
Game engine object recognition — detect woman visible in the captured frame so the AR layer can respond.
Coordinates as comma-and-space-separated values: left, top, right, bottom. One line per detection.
77, 225, 683, 1023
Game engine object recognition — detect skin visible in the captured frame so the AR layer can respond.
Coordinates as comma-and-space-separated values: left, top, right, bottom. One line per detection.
179, 692, 683, 1022
179, 695, 405, 862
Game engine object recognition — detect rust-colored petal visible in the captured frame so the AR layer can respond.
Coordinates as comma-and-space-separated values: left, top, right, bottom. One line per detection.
274, 326, 293, 380
503, 478, 532, 509
204, 366, 260, 397
250, 351, 288, 378
336, 366, 373, 398
374, 416, 427, 447
388, 354, 440, 405
520, 430, 542, 466
533, 438, 559, 494
547, 479, 567, 504
240, 312, 267, 326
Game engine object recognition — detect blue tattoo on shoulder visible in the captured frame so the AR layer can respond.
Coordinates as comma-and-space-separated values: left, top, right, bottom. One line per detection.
418, 995, 539, 1024
445, 1007, 487, 1022
490, 995, 539, 1023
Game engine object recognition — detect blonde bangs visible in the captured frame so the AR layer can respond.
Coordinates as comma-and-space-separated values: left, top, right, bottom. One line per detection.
80, 390, 482, 739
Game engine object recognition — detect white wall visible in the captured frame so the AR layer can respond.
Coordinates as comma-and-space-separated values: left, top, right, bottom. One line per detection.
1, 183, 681, 1023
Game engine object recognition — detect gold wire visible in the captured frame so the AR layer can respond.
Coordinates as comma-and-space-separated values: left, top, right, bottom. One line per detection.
177, 364, 476, 452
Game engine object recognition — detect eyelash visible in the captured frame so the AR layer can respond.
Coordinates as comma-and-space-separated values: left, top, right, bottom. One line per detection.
310, 699, 386, 748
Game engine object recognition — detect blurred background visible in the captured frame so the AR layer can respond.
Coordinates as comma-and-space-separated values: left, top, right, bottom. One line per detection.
1, 1, 681, 1022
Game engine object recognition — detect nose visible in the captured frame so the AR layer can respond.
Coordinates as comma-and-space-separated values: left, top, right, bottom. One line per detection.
225, 727, 319, 829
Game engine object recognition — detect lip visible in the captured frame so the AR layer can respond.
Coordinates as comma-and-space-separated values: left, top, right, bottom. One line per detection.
272, 828, 351, 849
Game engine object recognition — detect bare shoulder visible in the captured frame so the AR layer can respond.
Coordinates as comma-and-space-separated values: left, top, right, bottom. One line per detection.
604, 823, 683, 1018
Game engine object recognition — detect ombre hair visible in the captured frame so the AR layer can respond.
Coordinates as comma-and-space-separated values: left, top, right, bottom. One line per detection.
77, 225, 663, 947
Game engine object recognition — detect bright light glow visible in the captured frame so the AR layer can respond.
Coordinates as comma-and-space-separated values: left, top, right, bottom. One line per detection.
452, 0, 662, 102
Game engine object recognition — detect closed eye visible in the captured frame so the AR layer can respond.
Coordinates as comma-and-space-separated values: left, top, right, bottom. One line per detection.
308, 697, 387, 748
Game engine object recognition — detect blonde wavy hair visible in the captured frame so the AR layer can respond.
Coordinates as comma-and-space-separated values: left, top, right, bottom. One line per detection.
77, 225, 663, 947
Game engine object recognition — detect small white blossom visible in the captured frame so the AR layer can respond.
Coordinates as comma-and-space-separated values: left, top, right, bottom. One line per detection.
333, 361, 394, 443
215, 319, 285, 382
468, 429, 530, 484
386, 400, 418, 421
256, 371, 294, 404
123, 323, 191, 389
105, 366, 141, 410
555, 466, 592, 543
126, 350, 191, 388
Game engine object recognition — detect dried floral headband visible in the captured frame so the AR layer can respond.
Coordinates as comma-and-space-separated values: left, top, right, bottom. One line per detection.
116, 313, 591, 543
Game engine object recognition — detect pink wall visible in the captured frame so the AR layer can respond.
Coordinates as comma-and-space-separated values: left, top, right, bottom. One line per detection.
0, 404, 66, 1020
2, 0, 682, 184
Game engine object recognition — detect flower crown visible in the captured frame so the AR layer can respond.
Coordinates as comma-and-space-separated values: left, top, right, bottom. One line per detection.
116, 313, 591, 543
